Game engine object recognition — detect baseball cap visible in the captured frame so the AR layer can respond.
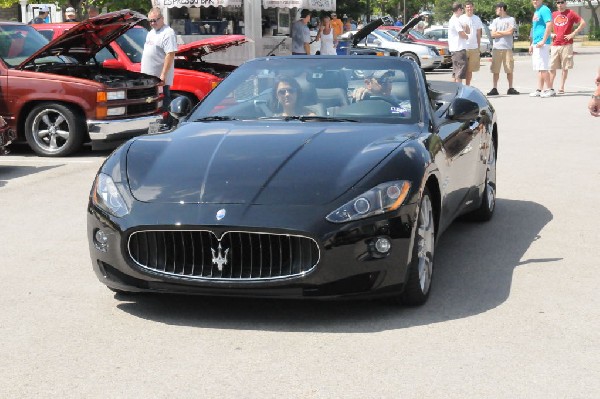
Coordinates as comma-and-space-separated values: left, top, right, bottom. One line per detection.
65, 7, 76, 15
40, 5, 49, 12
370, 70, 395, 83
331, 13, 337, 16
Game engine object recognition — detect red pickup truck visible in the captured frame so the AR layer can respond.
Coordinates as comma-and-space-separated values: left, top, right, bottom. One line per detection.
34, 23, 248, 106
0, 10, 163, 156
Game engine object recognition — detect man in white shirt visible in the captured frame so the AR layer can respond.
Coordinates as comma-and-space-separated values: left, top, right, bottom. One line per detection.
141, 7, 178, 127
459, 1, 483, 85
448, 3, 470, 83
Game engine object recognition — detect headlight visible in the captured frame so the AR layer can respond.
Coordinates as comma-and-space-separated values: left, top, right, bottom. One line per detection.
326, 181, 411, 223
92, 173, 129, 217
106, 106, 126, 116
107, 90, 126, 101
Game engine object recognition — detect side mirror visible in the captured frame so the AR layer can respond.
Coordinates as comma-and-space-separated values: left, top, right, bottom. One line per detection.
102, 59, 126, 69
169, 96, 192, 120
448, 98, 480, 121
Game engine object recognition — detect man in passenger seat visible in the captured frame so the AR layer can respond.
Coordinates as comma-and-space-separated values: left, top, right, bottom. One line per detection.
352, 70, 412, 117
352, 70, 396, 102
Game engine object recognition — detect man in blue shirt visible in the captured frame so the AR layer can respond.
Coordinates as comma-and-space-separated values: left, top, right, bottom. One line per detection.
529, 0, 554, 97
292, 10, 312, 55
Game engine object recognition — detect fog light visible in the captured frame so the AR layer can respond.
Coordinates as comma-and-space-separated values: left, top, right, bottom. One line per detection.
94, 229, 109, 251
374, 237, 391, 254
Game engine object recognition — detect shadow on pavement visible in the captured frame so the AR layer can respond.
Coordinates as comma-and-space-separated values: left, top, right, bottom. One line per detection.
116, 198, 554, 332
0, 164, 62, 188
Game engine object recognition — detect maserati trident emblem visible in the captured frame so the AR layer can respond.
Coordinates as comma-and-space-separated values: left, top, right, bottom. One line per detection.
211, 243, 229, 271
216, 208, 226, 220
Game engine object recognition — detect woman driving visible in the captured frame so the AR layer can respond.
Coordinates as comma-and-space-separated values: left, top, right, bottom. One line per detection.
271, 77, 316, 116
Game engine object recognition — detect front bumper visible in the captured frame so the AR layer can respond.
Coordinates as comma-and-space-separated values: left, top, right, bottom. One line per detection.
87, 114, 163, 143
87, 201, 419, 299
419, 54, 443, 69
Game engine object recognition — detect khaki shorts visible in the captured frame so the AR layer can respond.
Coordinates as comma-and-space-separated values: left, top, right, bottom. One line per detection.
550, 44, 574, 70
490, 49, 514, 74
466, 49, 480, 72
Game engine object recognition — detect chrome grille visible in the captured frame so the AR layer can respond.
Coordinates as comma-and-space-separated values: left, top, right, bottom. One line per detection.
127, 87, 158, 100
128, 230, 319, 280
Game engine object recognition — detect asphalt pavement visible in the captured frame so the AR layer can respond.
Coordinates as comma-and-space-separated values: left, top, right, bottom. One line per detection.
0, 46, 599, 398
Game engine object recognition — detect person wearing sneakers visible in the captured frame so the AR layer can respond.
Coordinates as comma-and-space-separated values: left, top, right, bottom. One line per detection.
529, 0, 554, 98
550, 0, 586, 94
459, 1, 483, 86
487, 2, 519, 95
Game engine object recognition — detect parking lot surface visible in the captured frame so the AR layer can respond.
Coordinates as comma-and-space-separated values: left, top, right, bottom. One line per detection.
1, 46, 599, 398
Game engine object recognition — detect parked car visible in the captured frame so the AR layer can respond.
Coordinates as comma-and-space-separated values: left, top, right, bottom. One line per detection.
308, 17, 399, 57
341, 26, 443, 70
87, 55, 498, 305
0, 10, 163, 157
34, 24, 248, 106
0, 116, 16, 155
424, 25, 493, 56
379, 15, 451, 68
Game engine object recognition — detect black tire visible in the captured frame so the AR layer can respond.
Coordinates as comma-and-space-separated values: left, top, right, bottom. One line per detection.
401, 188, 435, 306
171, 91, 198, 108
24, 103, 85, 157
400, 52, 421, 66
469, 140, 496, 222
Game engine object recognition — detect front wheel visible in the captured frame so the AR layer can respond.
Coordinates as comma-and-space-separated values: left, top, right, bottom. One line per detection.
400, 52, 421, 66
25, 103, 85, 157
401, 188, 435, 305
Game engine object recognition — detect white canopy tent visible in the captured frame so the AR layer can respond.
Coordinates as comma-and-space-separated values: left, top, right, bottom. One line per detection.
151, 0, 242, 8
152, 0, 337, 61
262, 0, 336, 10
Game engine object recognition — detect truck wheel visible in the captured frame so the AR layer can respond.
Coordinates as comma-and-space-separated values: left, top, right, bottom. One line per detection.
25, 103, 85, 157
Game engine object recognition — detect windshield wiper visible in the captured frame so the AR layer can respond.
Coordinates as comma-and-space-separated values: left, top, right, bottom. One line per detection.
194, 116, 239, 122
258, 116, 358, 122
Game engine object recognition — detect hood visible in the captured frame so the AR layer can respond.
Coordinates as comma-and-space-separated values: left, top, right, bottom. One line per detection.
19, 9, 145, 68
126, 122, 415, 205
177, 35, 249, 62
400, 15, 423, 34
352, 15, 394, 46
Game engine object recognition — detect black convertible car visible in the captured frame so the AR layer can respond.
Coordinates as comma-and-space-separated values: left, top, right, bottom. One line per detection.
88, 56, 497, 305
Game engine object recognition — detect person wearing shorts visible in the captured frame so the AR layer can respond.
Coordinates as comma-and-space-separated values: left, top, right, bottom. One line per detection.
448, 3, 470, 83
529, 0, 554, 97
550, 0, 586, 94
487, 2, 519, 95
459, 1, 483, 86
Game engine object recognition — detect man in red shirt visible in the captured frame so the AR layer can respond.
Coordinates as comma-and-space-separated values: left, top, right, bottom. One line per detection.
550, 0, 586, 94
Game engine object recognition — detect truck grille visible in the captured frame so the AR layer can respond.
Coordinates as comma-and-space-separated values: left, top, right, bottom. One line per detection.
127, 87, 158, 100
127, 103, 157, 115
128, 230, 320, 280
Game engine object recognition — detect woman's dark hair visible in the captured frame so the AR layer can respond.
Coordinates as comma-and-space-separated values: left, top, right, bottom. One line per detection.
270, 76, 303, 113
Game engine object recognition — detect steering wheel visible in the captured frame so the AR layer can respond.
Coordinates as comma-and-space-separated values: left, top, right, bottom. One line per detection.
363, 95, 398, 106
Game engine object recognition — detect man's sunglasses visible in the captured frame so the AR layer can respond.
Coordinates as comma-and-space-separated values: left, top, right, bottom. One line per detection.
149, 16, 163, 23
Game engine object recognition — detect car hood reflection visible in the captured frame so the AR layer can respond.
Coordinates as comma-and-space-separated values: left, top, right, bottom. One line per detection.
126, 122, 416, 205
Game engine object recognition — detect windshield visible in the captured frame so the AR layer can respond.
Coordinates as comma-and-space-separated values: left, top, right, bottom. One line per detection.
114, 27, 148, 63
409, 29, 427, 39
0, 25, 56, 67
189, 57, 420, 124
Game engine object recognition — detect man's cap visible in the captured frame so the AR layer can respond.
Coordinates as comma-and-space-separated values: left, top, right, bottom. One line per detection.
495, 2, 507, 9
39, 5, 49, 12
331, 13, 336, 17
369, 70, 395, 81
65, 7, 76, 15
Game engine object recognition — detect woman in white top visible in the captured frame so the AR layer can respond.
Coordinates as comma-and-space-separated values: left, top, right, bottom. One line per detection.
316, 16, 337, 55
